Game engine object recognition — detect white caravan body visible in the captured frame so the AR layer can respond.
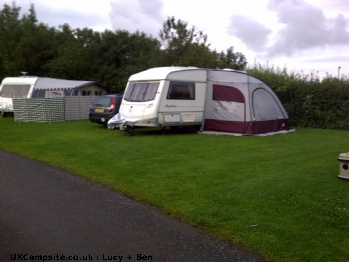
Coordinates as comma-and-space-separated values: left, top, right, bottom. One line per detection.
0, 77, 38, 114
119, 67, 207, 127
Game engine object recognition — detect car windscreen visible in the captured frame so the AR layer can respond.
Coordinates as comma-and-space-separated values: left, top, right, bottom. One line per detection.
0, 84, 31, 98
93, 97, 112, 107
124, 82, 159, 102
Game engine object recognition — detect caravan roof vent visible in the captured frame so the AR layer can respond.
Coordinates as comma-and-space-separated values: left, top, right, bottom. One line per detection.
18, 72, 38, 78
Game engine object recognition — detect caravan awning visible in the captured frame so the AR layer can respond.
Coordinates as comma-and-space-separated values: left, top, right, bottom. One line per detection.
34, 78, 101, 90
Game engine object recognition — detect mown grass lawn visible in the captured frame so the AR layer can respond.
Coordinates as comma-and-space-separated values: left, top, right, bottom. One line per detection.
1, 117, 349, 261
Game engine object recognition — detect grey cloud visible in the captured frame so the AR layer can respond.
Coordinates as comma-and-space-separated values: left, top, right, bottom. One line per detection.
109, 0, 164, 38
301, 55, 349, 63
267, 0, 349, 57
330, 14, 349, 43
35, 5, 107, 30
226, 15, 272, 51
324, 0, 349, 10
5, 1, 108, 30
138, 0, 163, 21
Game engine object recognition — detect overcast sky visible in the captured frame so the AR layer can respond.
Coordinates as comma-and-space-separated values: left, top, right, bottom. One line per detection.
3, 0, 349, 79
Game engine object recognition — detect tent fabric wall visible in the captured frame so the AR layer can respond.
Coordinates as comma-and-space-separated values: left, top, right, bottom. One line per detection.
200, 70, 290, 135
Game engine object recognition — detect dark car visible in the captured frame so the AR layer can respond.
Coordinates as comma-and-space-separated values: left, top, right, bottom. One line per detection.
89, 94, 123, 126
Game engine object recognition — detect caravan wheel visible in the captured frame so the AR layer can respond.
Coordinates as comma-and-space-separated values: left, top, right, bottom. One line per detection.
124, 125, 135, 136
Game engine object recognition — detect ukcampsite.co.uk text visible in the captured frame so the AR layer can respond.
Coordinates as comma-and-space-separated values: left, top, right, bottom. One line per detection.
10, 253, 153, 261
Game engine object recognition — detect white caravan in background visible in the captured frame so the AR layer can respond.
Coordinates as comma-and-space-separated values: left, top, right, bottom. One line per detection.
118, 67, 207, 129
0, 76, 109, 116
0, 77, 38, 116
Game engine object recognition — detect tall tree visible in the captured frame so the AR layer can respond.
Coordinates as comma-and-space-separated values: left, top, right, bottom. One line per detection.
217, 47, 247, 70
160, 17, 208, 49
47, 25, 102, 80
96, 30, 162, 92
159, 17, 246, 69
159, 16, 216, 67
0, 3, 23, 76
0, 3, 60, 77
15, 5, 59, 76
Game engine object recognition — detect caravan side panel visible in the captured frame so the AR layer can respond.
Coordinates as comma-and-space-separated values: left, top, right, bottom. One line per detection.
120, 67, 207, 127
157, 69, 207, 126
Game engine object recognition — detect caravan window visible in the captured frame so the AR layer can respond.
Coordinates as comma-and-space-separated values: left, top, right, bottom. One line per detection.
143, 82, 159, 101
167, 82, 195, 100
0, 84, 31, 98
124, 82, 159, 102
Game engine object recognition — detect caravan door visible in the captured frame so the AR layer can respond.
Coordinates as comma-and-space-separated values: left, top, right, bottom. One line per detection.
202, 83, 247, 134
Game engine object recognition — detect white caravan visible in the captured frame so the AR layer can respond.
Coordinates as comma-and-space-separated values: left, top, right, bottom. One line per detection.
118, 67, 207, 128
115, 66, 291, 135
0, 77, 38, 116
